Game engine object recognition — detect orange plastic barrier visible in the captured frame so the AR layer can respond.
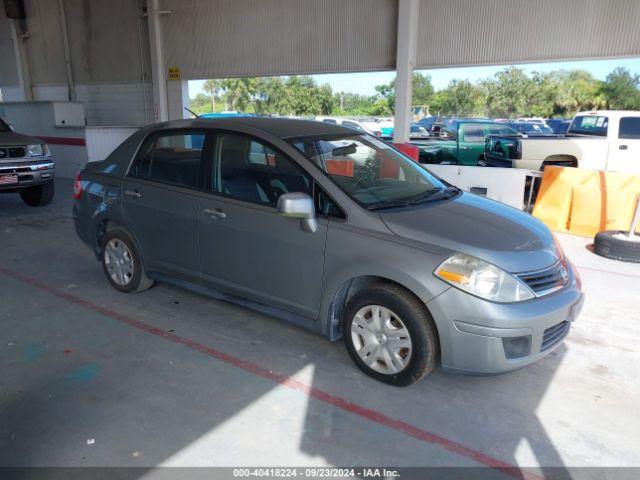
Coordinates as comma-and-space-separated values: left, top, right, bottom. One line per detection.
533, 166, 640, 237
380, 157, 400, 179
393, 142, 419, 161
326, 159, 354, 177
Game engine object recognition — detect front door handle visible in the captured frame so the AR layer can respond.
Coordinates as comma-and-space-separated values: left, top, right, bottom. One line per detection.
124, 189, 142, 198
203, 208, 227, 220
460, 146, 471, 150
620, 144, 628, 150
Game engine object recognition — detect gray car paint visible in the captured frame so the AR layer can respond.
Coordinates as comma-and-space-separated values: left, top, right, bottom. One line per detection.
73, 117, 582, 374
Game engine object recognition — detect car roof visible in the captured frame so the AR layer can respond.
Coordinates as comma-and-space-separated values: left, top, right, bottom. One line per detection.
446, 118, 494, 124
158, 117, 357, 139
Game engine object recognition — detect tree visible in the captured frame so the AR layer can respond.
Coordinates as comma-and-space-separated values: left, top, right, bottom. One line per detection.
601, 67, 640, 110
203, 79, 219, 112
192, 65, 640, 120
554, 70, 605, 116
412, 73, 435, 106
431, 80, 482, 117
481, 67, 535, 118
219, 78, 258, 111
189, 93, 213, 115
528, 72, 560, 118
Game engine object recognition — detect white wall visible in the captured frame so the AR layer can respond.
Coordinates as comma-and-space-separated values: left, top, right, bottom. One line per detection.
85, 126, 138, 162
425, 165, 534, 210
8, 82, 154, 126
75, 82, 153, 126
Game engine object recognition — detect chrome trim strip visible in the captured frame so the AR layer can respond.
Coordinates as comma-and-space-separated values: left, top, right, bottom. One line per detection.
0, 162, 55, 172
517, 259, 569, 298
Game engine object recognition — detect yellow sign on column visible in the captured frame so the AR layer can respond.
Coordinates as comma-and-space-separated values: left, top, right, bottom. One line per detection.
168, 67, 181, 80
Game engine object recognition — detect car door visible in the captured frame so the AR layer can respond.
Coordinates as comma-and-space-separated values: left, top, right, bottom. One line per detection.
122, 130, 210, 282
457, 123, 486, 165
609, 116, 640, 173
198, 132, 328, 319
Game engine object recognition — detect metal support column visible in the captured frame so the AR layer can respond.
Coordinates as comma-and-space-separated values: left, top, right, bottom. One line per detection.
58, 0, 76, 102
9, 19, 32, 101
393, 0, 419, 144
146, 0, 169, 121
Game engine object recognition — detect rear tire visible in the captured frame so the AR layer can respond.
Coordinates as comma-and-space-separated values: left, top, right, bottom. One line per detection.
594, 231, 640, 263
100, 228, 154, 293
343, 283, 438, 386
20, 182, 55, 207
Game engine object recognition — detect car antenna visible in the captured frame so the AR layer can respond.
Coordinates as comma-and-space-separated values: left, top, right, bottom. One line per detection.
184, 107, 200, 118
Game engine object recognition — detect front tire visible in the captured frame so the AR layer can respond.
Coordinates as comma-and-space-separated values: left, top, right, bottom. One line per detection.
100, 228, 154, 293
20, 182, 55, 207
343, 283, 438, 386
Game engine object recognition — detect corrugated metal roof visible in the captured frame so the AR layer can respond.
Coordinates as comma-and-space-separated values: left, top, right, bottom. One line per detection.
2, 0, 640, 89
161, 0, 398, 78
417, 0, 640, 68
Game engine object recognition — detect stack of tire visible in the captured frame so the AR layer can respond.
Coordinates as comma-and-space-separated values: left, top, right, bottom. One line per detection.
594, 231, 640, 263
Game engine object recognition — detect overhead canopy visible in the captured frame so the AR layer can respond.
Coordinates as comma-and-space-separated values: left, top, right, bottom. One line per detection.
2, 0, 640, 89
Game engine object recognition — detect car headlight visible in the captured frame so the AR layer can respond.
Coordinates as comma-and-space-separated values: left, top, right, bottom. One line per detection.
27, 144, 50, 157
435, 253, 535, 302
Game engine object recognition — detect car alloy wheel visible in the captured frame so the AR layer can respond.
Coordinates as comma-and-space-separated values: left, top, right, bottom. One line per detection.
350, 305, 412, 375
104, 238, 135, 286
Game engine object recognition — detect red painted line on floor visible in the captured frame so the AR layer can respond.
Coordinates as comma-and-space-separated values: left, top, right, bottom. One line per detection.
575, 265, 640, 279
0, 264, 540, 480
36, 135, 86, 147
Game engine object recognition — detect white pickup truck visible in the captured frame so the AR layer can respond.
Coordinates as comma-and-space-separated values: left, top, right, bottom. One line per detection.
484, 110, 640, 173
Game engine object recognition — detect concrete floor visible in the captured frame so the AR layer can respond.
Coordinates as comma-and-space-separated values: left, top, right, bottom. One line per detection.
1, 179, 639, 475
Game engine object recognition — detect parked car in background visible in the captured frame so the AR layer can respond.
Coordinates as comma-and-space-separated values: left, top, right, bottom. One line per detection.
505, 121, 556, 136
545, 118, 572, 134
0, 117, 55, 206
417, 115, 446, 135
72, 117, 583, 385
410, 123, 430, 137
315, 116, 382, 136
415, 119, 517, 165
484, 110, 640, 172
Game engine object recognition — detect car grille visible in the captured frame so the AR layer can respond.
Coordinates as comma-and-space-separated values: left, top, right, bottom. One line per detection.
541, 321, 570, 351
518, 262, 568, 296
0, 146, 26, 159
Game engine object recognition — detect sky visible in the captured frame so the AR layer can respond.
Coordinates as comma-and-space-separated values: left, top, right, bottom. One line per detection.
189, 57, 640, 99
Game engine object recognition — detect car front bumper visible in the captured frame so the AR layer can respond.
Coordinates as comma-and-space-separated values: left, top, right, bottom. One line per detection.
426, 266, 583, 374
0, 160, 55, 191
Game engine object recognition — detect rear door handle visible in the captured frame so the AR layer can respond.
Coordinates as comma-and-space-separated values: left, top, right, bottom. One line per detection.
619, 145, 628, 150
460, 146, 471, 150
203, 208, 226, 220
124, 189, 142, 198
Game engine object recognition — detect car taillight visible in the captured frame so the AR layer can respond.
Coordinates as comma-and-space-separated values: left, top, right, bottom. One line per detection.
73, 172, 83, 199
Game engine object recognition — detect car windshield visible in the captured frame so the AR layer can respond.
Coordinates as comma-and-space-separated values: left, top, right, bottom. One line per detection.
567, 115, 608, 136
0, 118, 11, 132
291, 134, 454, 209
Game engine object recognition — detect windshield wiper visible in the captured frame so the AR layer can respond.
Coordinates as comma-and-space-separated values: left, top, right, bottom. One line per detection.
365, 187, 458, 210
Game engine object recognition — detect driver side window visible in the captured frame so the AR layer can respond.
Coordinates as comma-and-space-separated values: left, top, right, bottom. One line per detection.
213, 134, 311, 206
460, 124, 485, 142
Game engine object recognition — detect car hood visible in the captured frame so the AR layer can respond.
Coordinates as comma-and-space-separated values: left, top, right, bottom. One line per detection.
379, 193, 559, 273
0, 131, 43, 146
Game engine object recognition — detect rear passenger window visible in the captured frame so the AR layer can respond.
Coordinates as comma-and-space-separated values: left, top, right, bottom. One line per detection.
619, 117, 640, 139
215, 134, 311, 206
129, 132, 205, 188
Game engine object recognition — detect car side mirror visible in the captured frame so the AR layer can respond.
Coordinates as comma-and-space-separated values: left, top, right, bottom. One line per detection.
277, 192, 318, 233
8, 123, 15, 132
